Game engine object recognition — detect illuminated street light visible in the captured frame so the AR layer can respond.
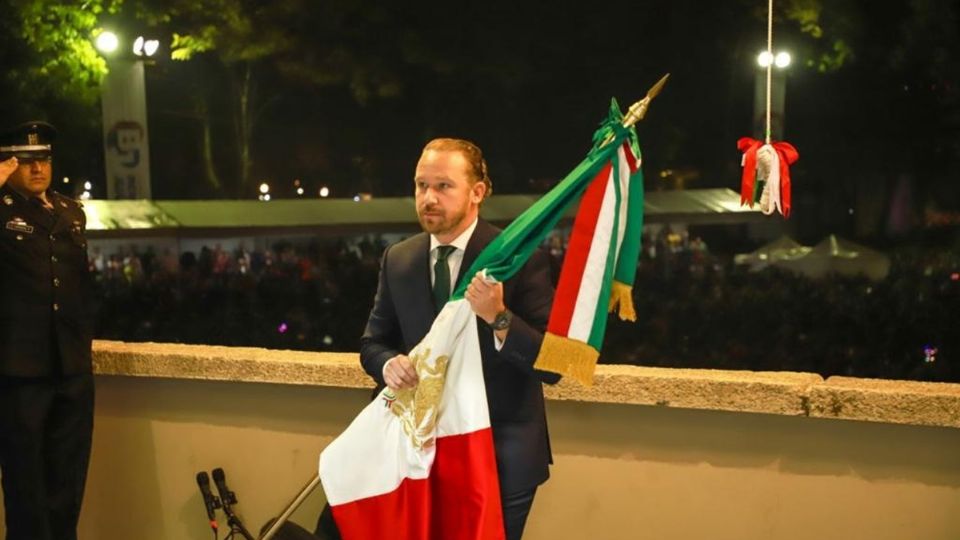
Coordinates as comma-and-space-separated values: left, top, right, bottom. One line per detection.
754, 50, 792, 140
97, 30, 157, 199
775, 52, 792, 68
96, 31, 119, 54
757, 51, 773, 68
132, 36, 160, 57
144, 39, 159, 57
758, 50, 791, 69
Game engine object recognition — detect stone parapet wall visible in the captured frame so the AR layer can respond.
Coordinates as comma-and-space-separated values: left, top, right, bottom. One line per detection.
93, 340, 960, 429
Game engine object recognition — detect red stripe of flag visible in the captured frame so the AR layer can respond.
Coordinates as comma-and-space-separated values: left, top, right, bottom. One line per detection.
331, 429, 504, 540
547, 162, 612, 336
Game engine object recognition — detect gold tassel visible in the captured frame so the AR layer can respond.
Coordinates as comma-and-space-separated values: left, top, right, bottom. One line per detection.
533, 332, 599, 386
608, 280, 637, 322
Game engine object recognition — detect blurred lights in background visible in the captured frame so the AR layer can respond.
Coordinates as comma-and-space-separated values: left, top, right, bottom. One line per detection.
757, 50, 791, 69
133, 36, 160, 57
95, 31, 119, 53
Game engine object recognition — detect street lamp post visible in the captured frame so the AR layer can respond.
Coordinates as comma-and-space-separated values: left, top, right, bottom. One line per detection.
96, 30, 159, 200
753, 50, 791, 141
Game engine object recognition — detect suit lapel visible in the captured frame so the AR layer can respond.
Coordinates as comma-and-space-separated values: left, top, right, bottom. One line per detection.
455, 219, 498, 289
400, 233, 437, 332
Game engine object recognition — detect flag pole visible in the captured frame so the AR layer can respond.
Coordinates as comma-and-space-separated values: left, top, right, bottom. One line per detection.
259, 473, 321, 540
601, 73, 670, 147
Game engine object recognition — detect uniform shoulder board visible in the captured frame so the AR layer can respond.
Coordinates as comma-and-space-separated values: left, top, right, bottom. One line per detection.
52, 191, 83, 210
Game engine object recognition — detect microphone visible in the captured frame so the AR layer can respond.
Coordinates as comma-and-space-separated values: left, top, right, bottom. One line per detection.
212, 467, 238, 507
196, 471, 221, 532
212, 468, 255, 540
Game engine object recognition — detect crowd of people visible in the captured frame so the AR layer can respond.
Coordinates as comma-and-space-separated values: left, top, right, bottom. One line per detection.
91, 230, 959, 383
92, 238, 385, 352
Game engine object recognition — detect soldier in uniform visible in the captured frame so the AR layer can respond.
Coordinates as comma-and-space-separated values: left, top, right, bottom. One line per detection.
0, 121, 94, 540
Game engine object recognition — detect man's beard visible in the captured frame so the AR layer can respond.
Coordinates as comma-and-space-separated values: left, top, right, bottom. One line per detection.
417, 205, 467, 237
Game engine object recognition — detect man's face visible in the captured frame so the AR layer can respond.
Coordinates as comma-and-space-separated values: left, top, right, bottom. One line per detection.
414, 149, 486, 240
7, 158, 52, 197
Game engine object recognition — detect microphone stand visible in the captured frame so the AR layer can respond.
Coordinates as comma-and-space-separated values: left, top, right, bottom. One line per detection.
213, 468, 255, 540
222, 502, 255, 540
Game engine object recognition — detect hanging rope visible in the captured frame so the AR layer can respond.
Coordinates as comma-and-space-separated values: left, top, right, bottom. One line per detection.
737, 0, 799, 218
765, 0, 773, 143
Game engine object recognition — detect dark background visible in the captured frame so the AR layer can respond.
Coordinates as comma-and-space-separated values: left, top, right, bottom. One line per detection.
1, 0, 958, 380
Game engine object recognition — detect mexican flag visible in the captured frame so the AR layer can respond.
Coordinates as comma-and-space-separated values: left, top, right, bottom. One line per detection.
319, 99, 645, 539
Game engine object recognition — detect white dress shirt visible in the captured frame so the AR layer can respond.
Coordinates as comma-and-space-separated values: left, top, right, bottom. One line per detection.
383, 217, 504, 384
429, 217, 478, 291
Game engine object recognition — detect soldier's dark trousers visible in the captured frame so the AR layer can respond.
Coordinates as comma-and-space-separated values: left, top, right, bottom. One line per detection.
0, 373, 94, 540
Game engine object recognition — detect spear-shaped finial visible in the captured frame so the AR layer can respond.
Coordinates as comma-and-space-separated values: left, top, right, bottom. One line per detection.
601, 73, 669, 147
622, 73, 669, 128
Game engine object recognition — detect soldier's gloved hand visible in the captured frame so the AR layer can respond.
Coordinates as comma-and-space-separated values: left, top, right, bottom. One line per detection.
0, 157, 17, 187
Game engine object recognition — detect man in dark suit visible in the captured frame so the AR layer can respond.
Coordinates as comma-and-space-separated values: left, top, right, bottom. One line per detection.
0, 122, 95, 540
359, 137, 558, 540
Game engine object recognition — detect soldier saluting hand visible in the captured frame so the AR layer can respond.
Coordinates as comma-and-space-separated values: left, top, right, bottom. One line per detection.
0, 156, 18, 186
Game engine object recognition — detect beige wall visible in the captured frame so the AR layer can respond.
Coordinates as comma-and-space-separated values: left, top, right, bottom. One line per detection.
2, 374, 959, 539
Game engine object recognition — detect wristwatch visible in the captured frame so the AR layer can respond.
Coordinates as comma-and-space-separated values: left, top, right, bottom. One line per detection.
490, 309, 512, 331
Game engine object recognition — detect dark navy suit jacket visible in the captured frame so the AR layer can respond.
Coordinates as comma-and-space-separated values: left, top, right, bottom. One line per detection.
360, 218, 558, 494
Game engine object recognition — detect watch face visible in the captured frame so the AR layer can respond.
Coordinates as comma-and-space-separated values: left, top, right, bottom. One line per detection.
492, 311, 512, 330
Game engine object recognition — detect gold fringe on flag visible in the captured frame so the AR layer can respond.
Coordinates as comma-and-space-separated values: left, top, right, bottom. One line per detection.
608, 280, 637, 322
533, 332, 599, 386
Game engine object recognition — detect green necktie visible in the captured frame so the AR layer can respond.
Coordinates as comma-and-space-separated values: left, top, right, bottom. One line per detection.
433, 245, 456, 312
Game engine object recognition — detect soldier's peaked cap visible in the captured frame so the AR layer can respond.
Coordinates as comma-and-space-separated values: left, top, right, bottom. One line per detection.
0, 121, 57, 160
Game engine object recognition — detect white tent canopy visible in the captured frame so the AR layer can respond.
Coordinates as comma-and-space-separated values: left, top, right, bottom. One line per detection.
738, 234, 891, 281
733, 235, 811, 271
82, 188, 761, 237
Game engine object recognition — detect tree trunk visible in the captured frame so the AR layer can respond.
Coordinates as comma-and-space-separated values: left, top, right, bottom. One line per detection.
195, 96, 222, 192
234, 63, 255, 197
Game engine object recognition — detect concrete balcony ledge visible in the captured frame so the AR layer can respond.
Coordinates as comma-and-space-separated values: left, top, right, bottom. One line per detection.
92, 340, 960, 429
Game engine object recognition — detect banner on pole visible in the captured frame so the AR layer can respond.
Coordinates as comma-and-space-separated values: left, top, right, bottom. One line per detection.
101, 60, 152, 200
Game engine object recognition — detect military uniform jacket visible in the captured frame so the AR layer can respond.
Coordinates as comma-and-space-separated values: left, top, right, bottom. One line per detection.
0, 185, 93, 377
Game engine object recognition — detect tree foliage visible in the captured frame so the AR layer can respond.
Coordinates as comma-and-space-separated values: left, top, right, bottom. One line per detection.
5, 0, 121, 105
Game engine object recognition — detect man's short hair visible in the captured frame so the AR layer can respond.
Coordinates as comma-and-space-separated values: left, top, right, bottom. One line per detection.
422, 138, 493, 198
